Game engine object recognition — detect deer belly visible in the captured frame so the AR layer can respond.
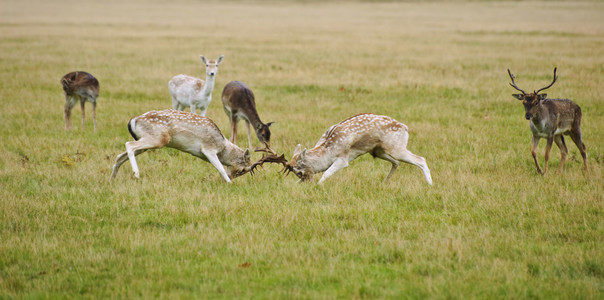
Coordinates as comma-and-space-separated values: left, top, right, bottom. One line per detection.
167, 138, 204, 157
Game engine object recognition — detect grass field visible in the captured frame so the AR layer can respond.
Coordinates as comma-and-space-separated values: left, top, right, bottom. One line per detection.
1, 0, 603, 298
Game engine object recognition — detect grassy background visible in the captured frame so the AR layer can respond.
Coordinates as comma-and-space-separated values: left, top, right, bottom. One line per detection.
1, 0, 603, 298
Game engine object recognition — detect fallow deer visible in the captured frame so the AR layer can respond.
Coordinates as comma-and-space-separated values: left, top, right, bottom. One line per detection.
169, 55, 224, 116
278, 113, 433, 184
61, 71, 100, 131
110, 109, 271, 183
508, 68, 587, 175
221, 81, 274, 152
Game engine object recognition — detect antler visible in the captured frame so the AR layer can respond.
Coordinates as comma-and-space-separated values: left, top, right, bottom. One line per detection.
535, 67, 558, 94
241, 153, 293, 177
507, 69, 527, 95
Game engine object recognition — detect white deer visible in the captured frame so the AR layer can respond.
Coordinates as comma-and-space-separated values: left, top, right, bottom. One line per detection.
169, 55, 224, 116
282, 113, 433, 184
110, 109, 266, 183
60, 71, 100, 131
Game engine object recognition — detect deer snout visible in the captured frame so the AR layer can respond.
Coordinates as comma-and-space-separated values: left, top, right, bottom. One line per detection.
525, 113, 532, 120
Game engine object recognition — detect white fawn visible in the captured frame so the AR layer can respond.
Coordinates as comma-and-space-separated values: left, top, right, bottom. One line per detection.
169, 55, 224, 116
221, 81, 274, 152
278, 113, 433, 184
61, 71, 100, 131
110, 109, 269, 183
508, 68, 587, 175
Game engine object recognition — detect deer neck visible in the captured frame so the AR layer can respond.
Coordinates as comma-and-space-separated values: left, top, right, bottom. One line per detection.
218, 140, 245, 166
200, 74, 216, 98
304, 146, 336, 173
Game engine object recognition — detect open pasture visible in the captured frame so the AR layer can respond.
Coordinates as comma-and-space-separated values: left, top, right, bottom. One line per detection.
1, 0, 603, 298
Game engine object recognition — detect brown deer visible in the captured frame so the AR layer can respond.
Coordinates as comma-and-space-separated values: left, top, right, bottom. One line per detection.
275, 113, 432, 184
61, 71, 100, 131
507, 67, 587, 175
110, 109, 274, 183
221, 81, 274, 152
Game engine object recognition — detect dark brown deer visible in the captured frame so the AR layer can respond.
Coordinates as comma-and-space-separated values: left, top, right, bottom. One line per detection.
61, 71, 100, 131
508, 67, 587, 175
221, 81, 274, 153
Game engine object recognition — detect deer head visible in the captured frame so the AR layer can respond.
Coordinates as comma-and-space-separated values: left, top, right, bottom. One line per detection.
508, 68, 558, 120
200, 55, 224, 77
286, 144, 314, 182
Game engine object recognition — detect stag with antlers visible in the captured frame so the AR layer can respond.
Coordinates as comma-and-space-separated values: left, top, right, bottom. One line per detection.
110, 109, 282, 183
507, 67, 587, 175
266, 113, 433, 184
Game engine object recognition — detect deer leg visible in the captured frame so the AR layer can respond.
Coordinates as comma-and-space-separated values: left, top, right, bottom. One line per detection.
554, 135, 568, 174
531, 136, 544, 175
543, 136, 554, 175
126, 136, 169, 178
569, 128, 588, 173
190, 104, 197, 115
110, 149, 147, 180
92, 102, 97, 132
230, 116, 238, 144
80, 99, 86, 130
318, 158, 349, 184
201, 149, 231, 183
245, 120, 253, 150
64, 96, 77, 130
387, 150, 432, 185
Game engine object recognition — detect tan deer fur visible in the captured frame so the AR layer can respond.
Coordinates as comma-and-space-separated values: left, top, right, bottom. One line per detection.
287, 113, 432, 184
110, 109, 254, 183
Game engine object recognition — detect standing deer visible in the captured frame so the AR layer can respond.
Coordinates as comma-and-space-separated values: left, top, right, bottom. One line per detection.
278, 113, 432, 184
221, 81, 274, 152
507, 67, 587, 175
169, 55, 224, 116
110, 109, 268, 183
61, 71, 100, 131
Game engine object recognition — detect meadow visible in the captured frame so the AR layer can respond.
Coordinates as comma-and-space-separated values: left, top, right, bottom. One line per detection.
1, 0, 603, 298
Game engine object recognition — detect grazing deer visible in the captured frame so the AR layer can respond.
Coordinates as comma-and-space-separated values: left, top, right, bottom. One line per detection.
61, 71, 100, 131
278, 113, 433, 184
110, 109, 268, 183
221, 81, 274, 152
169, 55, 224, 116
508, 67, 587, 175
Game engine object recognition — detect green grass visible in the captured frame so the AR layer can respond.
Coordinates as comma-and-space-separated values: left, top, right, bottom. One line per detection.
1, 0, 603, 298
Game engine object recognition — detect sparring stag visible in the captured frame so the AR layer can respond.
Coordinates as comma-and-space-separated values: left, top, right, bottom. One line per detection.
508, 67, 587, 175
110, 109, 271, 183
280, 113, 433, 184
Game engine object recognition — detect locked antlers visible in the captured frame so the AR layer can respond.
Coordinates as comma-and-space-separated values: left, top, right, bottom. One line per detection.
232, 147, 293, 178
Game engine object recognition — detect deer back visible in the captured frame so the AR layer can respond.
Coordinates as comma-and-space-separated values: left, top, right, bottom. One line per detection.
61, 71, 99, 98
292, 114, 408, 173
130, 109, 227, 154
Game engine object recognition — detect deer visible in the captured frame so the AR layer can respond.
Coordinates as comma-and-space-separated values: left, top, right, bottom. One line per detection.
60, 71, 100, 131
168, 55, 224, 116
271, 113, 433, 184
221, 81, 274, 153
109, 109, 279, 183
507, 67, 587, 175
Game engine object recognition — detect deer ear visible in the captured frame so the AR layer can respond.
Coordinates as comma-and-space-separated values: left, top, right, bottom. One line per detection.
512, 94, 524, 100
538, 94, 547, 101
300, 149, 307, 160
244, 149, 251, 161
293, 144, 302, 156
267, 122, 274, 128
217, 55, 224, 64
200, 55, 207, 64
